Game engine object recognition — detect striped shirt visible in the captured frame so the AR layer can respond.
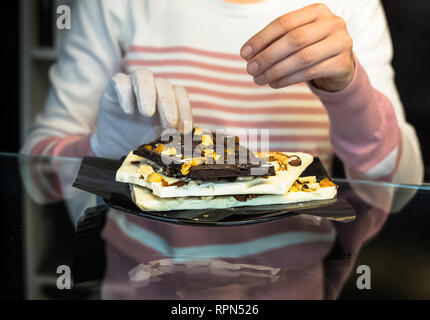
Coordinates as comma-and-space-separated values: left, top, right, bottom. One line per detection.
123, 45, 332, 167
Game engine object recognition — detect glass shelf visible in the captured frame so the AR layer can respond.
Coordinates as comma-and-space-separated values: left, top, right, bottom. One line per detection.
2, 152, 430, 299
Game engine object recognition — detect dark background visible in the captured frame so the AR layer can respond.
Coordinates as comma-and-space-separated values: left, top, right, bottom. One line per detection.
1, 1, 429, 300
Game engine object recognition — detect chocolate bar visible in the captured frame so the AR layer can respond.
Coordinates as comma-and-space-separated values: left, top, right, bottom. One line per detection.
133, 129, 275, 180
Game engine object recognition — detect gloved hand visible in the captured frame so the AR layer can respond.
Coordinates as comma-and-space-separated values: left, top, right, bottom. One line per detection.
90, 67, 192, 159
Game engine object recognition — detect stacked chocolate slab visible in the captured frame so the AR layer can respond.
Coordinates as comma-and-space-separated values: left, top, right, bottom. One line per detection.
115, 129, 338, 211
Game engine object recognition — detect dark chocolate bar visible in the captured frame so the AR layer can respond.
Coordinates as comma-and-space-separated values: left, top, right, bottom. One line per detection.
133, 129, 275, 180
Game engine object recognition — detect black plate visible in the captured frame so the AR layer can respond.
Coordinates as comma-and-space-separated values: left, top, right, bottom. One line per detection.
73, 156, 356, 226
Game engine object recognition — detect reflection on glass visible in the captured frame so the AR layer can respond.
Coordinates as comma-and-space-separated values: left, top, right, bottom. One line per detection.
11, 152, 423, 299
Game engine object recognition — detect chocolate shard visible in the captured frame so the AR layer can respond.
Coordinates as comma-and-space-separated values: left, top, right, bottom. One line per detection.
133, 131, 275, 181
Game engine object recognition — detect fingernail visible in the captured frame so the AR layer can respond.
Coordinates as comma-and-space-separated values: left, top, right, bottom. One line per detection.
241, 45, 253, 59
247, 61, 260, 75
254, 74, 265, 84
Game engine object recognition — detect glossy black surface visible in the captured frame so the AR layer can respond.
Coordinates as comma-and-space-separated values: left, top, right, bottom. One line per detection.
2, 152, 430, 299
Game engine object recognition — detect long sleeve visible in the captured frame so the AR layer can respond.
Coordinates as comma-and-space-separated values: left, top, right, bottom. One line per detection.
20, 0, 127, 157
19, 0, 127, 203
311, 0, 423, 185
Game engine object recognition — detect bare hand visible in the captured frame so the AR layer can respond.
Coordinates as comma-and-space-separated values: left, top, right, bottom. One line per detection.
241, 3, 355, 92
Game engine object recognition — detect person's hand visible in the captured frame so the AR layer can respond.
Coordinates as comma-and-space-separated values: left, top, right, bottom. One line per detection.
241, 3, 355, 92
90, 67, 192, 159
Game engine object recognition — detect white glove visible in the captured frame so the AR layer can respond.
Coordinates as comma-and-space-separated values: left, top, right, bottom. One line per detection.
90, 67, 192, 159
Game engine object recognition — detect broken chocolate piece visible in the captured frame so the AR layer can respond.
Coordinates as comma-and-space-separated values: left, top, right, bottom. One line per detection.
169, 180, 186, 187
133, 131, 275, 181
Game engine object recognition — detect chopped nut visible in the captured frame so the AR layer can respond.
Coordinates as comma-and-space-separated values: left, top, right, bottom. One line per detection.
139, 175, 144, 180
202, 148, 220, 160
201, 134, 214, 146
194, 127, 204, 135
298, 176, 317, 184
161, 146, 177, 156
161, 179, 169, 187
137, 164, 154, 176
268, 152, 289, 171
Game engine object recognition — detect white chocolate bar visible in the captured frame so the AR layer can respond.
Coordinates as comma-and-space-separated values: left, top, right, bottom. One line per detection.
116, 151, 314, 198
130, 182, 337, 211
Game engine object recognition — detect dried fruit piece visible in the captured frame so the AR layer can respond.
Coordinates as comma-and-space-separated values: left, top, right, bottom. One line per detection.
180, 158, 205, 175
319, 178, 337, 188
147, 172, 163, 183
144, 145, 152, 150
154, 144, 165, 153
268, 152, 289, 171
288, 155, 302, 167
161, 179, 169, 187
289, 181, 301, 192
130, 160, 141, 165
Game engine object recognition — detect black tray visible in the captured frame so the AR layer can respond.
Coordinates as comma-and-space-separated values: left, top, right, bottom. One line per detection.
73, 156, 355, 226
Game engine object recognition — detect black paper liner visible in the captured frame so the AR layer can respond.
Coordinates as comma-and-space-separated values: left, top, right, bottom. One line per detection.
73, 156, 356, 226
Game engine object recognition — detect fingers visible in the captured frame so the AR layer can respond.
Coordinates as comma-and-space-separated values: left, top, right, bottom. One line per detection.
253, 33, 346, 85
240, 3, 329, 60
268, 54, 345, 89
109, 73, 136, 114
108, 68, 189, 133
173, 86, 193, 134
131, 68, 156, 117
246, 21, 331, 77
155, 78, 179, 129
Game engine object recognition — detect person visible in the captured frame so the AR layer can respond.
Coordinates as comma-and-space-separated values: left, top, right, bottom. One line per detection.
20, 0, 423, 299
21, 0, 423, 186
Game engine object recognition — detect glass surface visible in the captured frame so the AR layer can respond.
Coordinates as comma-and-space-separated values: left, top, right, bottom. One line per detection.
2, 152, 430, 299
